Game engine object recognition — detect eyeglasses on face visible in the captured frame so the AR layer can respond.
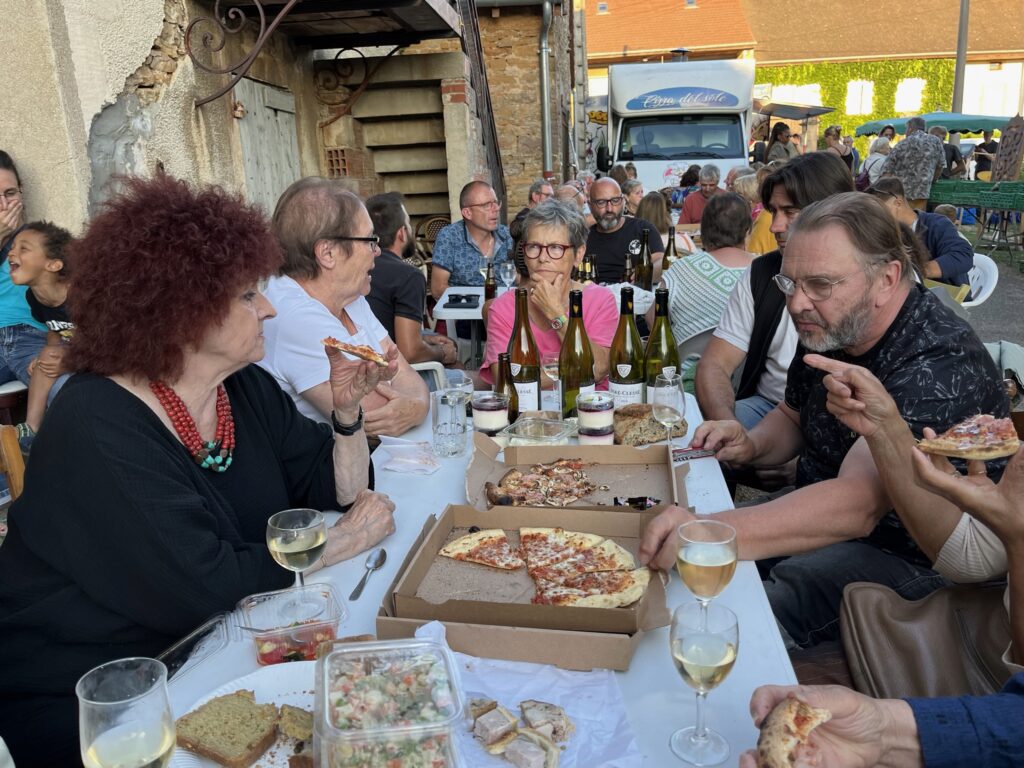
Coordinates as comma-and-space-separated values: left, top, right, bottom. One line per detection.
465, 200, 502, 211
523, 242, 572, 259
1, 188, 21, 201
773, 272, 857, 301
592, 196, 624, 209
333, 233, 381, 252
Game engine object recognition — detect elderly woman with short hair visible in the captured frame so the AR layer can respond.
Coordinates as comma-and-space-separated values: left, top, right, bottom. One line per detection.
0, 175, 397, 765
679, 163, 723, 224
481, 200, 618, 388
622, 179, 644, 216
863, 136, 892, 185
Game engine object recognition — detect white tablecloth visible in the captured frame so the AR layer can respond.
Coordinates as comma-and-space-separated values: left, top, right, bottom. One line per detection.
167, 392, 796, 765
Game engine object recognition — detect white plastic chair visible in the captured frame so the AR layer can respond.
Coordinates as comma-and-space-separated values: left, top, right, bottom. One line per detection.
412, 361, 446, 392
963, 253, 999, 308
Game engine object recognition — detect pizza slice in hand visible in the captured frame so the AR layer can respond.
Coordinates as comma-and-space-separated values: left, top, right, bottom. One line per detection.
756, 697, 832, 768
917, 414, 1020, 461
321, 336, 389, 367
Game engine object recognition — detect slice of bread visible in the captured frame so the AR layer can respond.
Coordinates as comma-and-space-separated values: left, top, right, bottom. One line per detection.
614, 403, 687, 447
176, 689, 278, 768
279, 704, 313, 742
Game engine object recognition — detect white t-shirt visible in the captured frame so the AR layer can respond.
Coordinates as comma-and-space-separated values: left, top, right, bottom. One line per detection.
713, 265, 798, 404
259, 275, 387, 423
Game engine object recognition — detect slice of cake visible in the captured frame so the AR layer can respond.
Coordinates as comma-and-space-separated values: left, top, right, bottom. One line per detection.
176, 689, 278, 768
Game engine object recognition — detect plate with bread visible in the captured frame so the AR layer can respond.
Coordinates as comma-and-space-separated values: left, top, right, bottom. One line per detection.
171, 662, 315, 768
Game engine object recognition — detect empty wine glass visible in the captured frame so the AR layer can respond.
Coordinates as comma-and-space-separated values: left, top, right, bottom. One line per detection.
497, 261, 518, 290
266, 508, 327, 588
540, 353, 560, 402
652, 372, 686, 450
669, 602, 739, 766
78, 657, 175, 768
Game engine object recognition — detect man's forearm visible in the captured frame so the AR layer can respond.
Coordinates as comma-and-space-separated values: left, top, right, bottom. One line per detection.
403, 339, 447, 365
745, 407, 803, 467
695, 362, 738, 421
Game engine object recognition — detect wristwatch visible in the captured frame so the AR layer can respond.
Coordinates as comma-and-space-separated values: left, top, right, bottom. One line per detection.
550, 314, 568, 330
331, 406, 364, 436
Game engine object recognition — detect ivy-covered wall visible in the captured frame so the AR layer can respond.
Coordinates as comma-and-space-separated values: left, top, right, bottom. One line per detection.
756, 59, 956, 155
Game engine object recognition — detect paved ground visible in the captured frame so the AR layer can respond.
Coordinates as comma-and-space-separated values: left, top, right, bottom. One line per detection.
965, 256, 1024, 344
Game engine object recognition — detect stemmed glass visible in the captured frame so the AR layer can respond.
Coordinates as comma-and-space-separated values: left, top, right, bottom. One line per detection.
541, 353, 561, 404
669, 602, 739, 766
676, 520, 737, 624
266, 508, 327, 588
497, 262, 518, 291
77, 657, 175, 768
652, 372, 686, 451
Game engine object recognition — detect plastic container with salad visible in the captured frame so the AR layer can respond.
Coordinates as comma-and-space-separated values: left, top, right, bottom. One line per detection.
237, 583, 345, 665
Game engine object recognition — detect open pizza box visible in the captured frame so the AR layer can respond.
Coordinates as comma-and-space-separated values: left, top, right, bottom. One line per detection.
466, 431, 691, 512
376, 504, 669, 670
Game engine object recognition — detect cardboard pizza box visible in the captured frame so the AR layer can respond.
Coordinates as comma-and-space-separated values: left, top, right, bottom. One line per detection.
466, 432, 691, 512
385, 504, 672, 637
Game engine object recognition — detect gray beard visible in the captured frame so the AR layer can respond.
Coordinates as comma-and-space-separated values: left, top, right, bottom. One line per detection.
597, 213, 622, 232
795, 293, 874, 353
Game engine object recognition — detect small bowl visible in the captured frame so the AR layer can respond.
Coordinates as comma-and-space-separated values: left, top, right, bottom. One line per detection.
237, 583, 346, 665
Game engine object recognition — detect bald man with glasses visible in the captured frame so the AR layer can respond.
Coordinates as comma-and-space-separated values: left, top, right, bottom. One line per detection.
584, 178, 664, 284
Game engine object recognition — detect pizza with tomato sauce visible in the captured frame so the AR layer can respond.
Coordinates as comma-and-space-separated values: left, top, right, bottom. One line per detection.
917, 414, 1020, 461
321, 336, 388, 367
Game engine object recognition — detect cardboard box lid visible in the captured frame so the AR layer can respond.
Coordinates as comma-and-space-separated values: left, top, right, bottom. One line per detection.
389, 504, 671, 636
466, 432, 690, 511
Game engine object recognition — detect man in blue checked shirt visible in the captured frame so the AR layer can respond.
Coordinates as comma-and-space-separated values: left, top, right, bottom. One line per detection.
429, 180, 512, 301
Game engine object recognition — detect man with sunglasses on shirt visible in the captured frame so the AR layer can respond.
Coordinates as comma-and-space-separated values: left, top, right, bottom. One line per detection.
640, 191, 1006, 650
584, 177, 665, 284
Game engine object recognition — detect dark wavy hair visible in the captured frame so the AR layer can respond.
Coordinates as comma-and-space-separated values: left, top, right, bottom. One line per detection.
67, 175, 282, 381
761, 152, 854, 212
21, 221, 73, 277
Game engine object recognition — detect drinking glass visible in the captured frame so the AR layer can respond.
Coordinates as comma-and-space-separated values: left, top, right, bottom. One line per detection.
669, 602, 739, 766
541, 353, 560, 402
78, 657, 175, 768
266, 508, 327, 588
444, 369, 474, 419
497, 261, 518, 289
652, 372, 686, 450
676, 520, 737, 622
431, 389, 469, 457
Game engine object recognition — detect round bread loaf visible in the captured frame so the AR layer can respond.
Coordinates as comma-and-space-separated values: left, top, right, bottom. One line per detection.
613, 403, 688, 446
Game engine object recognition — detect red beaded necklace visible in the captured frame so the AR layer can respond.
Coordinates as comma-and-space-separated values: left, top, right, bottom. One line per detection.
150, 381, 235, 472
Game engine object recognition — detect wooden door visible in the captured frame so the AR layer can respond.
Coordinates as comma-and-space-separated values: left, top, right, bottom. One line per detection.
234, 78, 302, 213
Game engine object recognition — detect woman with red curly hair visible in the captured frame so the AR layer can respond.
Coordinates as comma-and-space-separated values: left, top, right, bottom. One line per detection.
0, 175, 398, 766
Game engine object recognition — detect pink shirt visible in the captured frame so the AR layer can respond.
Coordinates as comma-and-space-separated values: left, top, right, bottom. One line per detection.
481, 283, 619, 387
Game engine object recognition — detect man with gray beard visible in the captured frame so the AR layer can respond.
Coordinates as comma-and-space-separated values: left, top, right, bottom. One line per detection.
584, 177, 664, 284
640, 192, 1007, 648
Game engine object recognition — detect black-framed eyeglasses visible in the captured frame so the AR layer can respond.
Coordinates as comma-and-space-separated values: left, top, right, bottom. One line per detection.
333, 234, 381, 250
592, 196, 624, 209
524, 242, 572, 259
773, 272, 858, 302
1, 188, 21, 201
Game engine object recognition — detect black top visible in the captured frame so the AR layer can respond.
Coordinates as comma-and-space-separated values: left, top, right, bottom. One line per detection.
367, 249, 427, 341
940, 143, 964, 178
785, 285, 1008, 564
584, 217, 665, 284
0, 365, 358, 764
26, 288, 74, 339
975, 139, 999, 173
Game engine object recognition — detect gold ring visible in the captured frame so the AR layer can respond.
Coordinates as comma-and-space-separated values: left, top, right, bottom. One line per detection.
320, 554, 328, 569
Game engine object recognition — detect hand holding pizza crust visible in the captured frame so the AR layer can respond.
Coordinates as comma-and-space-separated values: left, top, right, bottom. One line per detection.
803, 354, 901, 439
739, 684, 919, 768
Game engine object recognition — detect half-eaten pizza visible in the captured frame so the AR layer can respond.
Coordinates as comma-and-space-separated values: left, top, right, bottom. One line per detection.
916, 414, 1020, 461
756, 697, 832, 768
321, 336, 388, 367
484, 459, 596, 507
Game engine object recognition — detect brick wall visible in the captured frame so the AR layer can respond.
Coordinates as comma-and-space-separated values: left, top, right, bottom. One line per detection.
479, 5, 575, 211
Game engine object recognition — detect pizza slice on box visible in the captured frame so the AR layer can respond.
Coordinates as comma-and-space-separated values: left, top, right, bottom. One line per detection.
439, 529, 525, 570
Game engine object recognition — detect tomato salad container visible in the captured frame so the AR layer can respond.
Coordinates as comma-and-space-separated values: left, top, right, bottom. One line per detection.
237, 583, 346, 665
314, 638, 465, 767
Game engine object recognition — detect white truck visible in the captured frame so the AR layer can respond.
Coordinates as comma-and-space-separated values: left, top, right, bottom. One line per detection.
595, 59, 756, 194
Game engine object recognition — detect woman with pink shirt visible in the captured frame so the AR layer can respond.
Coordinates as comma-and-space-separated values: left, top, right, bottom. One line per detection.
482, 200, 618, 388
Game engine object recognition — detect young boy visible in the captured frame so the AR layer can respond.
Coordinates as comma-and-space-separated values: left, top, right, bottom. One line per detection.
7, 221, 74, 450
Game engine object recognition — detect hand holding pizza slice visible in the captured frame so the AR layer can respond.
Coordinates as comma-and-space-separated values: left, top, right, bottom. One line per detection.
322, 336, 398, 413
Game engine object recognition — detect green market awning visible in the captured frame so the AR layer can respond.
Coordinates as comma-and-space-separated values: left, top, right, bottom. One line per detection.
855, 111, 1013, 137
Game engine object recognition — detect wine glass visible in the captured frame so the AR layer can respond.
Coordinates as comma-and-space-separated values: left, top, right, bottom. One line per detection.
267, 508, 327, 588
669, 602, 739, 766
444, 368, 474, 419
540, 353, 560, 403
497, 261, 518, 290
77, 657, 175, 768
676, 520, 737, 624
652, 372, 686, 450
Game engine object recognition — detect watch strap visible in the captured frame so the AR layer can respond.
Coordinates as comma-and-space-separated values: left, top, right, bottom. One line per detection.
550, 314, 568, 330
331, 406, 364, 436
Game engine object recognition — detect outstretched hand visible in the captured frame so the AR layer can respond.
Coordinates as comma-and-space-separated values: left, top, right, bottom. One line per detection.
803, 354, 900, 438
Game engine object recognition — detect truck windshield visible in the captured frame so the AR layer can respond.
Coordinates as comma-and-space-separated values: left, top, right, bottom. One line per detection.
618, 115, 743, 161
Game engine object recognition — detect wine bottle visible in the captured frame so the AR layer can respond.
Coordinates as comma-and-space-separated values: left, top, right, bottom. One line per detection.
608, 287, 645, 407
507, 288, 541, 410
662, 225, 680, 273
559, 289, 595, 418
582, 253, 595, 285
484, 261, 497, 301
634, 228, 653, 291
495, 352, 520, 423
644, 287, 680, 394
622, 244, 634, 285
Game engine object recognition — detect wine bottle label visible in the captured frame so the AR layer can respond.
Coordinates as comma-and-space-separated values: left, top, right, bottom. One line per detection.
609, 381, 643, 406
661, 365, 678, 378
616, 364, 632, 377
513, 380, 540, 410
510, 363, 522, 376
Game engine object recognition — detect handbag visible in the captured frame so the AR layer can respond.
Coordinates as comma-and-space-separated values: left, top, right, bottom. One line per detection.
840, 581, 1011, 699
855, 157, 874, 191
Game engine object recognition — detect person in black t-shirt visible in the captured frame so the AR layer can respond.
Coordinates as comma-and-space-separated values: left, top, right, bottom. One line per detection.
365, 192, 458, 366
639, 193, 1007, 648
585, 178, 664, 284
6, 221, 75, 449
973, 130, 999, 180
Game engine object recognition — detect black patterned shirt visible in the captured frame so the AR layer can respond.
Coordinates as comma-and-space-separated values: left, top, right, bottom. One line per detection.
785, 284, 1009, 563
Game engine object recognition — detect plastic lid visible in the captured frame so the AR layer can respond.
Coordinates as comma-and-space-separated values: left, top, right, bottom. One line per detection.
237, 583, 345, 634
499, 417, 576, 441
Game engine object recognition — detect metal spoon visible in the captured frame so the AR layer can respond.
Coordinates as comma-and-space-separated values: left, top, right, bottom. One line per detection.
349, 548, 387, 601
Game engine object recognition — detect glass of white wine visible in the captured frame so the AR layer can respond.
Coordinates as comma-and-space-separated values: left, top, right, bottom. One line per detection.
267, 508, 327, 588
77, 657, 175, 768
669, 602, 739, 766
541, 353, 560, 401
676, 520, 738, 622
652, 372, 686, 450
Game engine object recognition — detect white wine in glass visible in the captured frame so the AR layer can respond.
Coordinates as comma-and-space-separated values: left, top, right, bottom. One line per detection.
676, 520, 738, 609
267, 508, 327, 587
669, 602, 739, 766
78, 658, 175, 768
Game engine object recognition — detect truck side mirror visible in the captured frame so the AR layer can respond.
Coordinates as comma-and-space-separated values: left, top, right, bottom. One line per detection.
597, 146, 610, 172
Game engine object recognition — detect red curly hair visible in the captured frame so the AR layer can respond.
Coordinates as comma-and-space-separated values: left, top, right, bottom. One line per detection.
67, 175, 282, 381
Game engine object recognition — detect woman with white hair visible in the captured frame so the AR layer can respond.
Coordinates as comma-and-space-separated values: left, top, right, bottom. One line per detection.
863, 136, 892, 185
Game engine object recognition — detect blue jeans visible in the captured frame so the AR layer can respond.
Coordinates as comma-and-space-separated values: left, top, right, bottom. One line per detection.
0, 324, 46, 386
735, 393, 777, 430
763, 541, 949, 648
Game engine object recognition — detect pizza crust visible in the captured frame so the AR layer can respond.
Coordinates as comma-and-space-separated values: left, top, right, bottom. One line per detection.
756, 697, 831, 768
321, 336, 388, 367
